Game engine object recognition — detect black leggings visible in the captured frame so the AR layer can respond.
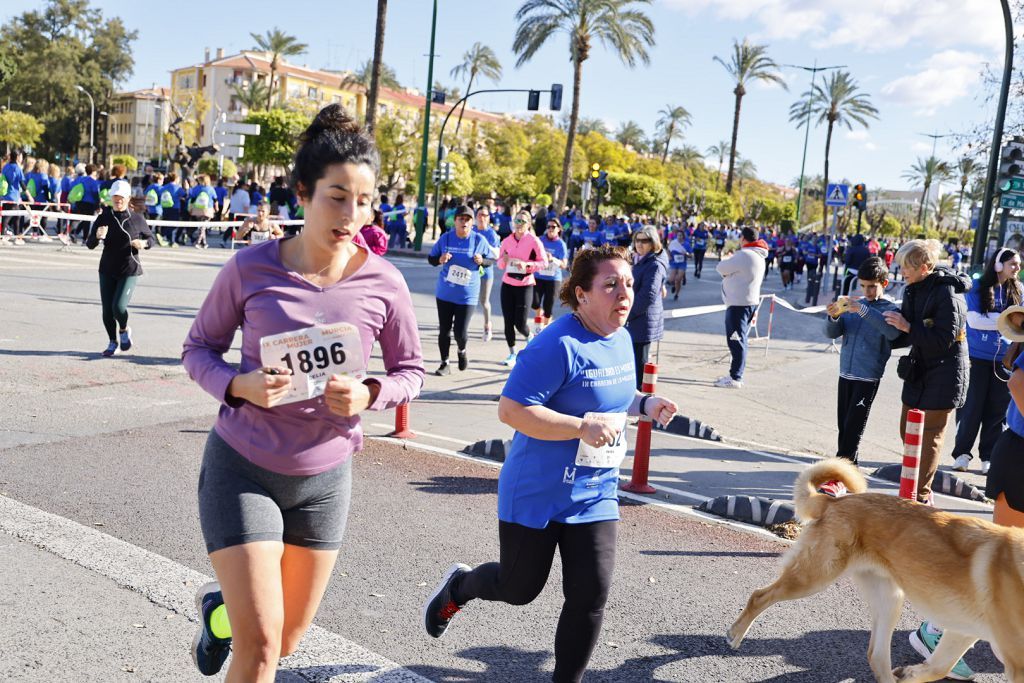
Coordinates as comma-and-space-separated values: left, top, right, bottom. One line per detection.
435, 298, 474, 362
693, 248, 706, 275
532, 278, 558, 318
98, 273, 138, 341
501, 282, 533, 348
453, 520, 617, 683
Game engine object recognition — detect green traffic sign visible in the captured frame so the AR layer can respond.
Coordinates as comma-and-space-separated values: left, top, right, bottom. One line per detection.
1000, 194, 1024, 210
1000, 177, 1024, 193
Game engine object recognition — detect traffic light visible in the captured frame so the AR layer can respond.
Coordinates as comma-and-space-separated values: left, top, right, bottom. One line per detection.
550, 84, 563, 111
853, 183, 867, 212
998, 141, 1024, 192
527, 90, 540, 111
590, 163, 601, 182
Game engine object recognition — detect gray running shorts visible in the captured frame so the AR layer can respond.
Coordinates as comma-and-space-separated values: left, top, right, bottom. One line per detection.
198, 429, 352, 554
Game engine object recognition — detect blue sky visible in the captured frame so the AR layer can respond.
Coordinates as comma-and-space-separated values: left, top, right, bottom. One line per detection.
2, 0, 1008, 192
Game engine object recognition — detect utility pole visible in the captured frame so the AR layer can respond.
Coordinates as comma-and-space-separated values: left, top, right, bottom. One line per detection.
918, 131, 954, 229
783, 62, 845, 230
413, 0, 438, 251
75, 85, 96, 164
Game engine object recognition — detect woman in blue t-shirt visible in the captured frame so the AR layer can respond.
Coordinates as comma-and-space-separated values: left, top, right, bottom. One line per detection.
423, 245, 678, 681
952, 247, 1022, 474
473, 205, 502, 341
531, 218, 568, 333
428, 205, 493, 375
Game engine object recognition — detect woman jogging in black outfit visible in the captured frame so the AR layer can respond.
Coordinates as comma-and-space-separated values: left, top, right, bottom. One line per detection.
86, 180, 154, 356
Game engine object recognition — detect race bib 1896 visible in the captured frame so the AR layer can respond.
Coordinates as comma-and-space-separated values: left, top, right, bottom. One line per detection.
259, 322, 366, 406
575, 412, 628, 468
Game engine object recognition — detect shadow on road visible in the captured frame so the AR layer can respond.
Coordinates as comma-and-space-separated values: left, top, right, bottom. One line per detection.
409, 476, 498, 495
407, 644, 550, 682
0, 347, 181, 366
640, 550, 781, 559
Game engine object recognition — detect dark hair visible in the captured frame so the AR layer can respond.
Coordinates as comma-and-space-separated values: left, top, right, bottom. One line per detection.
857, 256, 889, 283
559, 245, 631, 310
291, 104, 379, 200
978, 248, 1023, 313
741, 226, 757, 243
395, 193, 404, 204
85, 163, 96, 175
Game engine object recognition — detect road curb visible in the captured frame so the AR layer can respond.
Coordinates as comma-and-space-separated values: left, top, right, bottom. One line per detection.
871, 464, 990, 503
654, 415, 722, 441
461, 438, 511, 462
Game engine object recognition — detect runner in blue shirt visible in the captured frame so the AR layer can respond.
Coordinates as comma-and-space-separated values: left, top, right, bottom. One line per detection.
572, 217, 605, 259
385, 193, 407, 249
423, 246, 678, 680
666, 230, 689, 298
428, 204, 494, 375
473, 205, 502, 342
692, 223, 709, 278
532, 218, 569, 331
160, 173, 185, 246
1, 151, 26, 238
713, 226, 727, 257
986, 305, 1024, 526
187, 174, 217, 248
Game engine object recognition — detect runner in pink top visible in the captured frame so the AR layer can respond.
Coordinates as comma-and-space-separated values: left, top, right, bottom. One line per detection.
497, 209, 547, 367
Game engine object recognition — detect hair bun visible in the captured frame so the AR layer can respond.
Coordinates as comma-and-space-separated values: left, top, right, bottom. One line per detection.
301, 104, 361, 143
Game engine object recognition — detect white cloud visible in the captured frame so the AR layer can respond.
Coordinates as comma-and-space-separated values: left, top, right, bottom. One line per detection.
880, 50, 985, 116
845, 130, 870, 141
661, 0, 1003, 53
912, 141, 934, 153
864, 142, 879, 152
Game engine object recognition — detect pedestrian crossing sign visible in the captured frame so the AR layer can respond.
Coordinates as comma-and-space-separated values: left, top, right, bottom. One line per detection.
825, 183, 849, 207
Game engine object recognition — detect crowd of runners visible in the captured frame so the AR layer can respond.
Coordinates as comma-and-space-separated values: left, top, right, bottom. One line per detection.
4, 100, 1024, 682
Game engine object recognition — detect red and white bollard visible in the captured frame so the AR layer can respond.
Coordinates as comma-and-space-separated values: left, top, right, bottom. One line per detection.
900, 409, 924, 500
389, 402, 416, 439
621, 362, 658, 494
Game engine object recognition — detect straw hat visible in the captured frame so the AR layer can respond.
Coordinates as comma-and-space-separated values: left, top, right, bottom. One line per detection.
997, 305, 1024, 342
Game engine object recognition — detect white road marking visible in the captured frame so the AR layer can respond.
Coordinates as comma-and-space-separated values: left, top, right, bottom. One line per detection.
0, 494, 431, 682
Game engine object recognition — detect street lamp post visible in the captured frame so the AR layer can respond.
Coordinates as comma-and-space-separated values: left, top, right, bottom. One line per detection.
974, 0, 1014, 266
783, 62, 845, 231
75, 85, 96, 165
98, 111, 109, 166
413, 0, 439, 251
918, 131, 954, 229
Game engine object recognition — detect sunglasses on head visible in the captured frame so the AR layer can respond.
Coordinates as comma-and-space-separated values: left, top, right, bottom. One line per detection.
635, 237, 652, 243
547, 223, 560, 229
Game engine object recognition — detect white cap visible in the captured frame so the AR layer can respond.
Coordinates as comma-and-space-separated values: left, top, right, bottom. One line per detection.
110, 180, 132, 199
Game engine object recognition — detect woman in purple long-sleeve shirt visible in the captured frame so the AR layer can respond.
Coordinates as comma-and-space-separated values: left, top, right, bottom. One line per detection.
182, 105, 424, 681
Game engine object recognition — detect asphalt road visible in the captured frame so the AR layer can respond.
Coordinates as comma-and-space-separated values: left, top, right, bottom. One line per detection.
0, 240, 1005, 681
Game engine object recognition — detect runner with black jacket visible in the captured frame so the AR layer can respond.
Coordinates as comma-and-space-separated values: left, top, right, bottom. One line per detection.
85, 180, 155, 356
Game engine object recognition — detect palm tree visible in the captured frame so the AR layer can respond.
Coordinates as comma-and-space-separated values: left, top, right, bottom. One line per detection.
903, 156, 951, 225
656, 104, 691, 164
714, 38, 786, 194
736, 157, 757, 191
615, 120, 645, 150
514, 0, 655, 211
670, 144, 703, 168
788, 70, 878, 220
343, 60, 401, 91
232, 80, 270, 113
955, 156, 980, 231
450, 42, 503, 137
576, 116, 609, 136
932, 192, 959, 230
250, 28, 309, 110
365, 0, 388, 132
706, 140, 730, 190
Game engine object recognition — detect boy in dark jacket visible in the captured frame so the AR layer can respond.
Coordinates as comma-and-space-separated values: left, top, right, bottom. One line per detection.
825, 257, 901, 463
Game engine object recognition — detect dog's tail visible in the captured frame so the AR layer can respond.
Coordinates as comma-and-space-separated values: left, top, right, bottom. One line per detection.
793, 458, 868, 522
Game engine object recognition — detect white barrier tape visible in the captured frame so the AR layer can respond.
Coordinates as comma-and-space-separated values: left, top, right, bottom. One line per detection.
665, 303, 729, 319
0, 209, 304, 230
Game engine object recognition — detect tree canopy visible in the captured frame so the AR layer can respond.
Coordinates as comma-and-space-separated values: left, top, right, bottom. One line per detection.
0, 0, 137, 158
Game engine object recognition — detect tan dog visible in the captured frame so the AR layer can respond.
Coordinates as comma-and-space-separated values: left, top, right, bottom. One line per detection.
726, 458, 1024, 682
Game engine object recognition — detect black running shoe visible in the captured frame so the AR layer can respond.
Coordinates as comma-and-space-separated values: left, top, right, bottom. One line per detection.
192, 581, 231, 675
434, 362, 450, 376
457, 350, 468, 371
423, 563, 470, 638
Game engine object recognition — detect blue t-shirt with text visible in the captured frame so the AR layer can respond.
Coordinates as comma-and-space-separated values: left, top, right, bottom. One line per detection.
536, 235, 568, 281
499, 315, 635, 528
429, 230, 492, 305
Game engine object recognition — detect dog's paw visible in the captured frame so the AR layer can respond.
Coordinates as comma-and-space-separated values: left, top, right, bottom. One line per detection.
725, 626, 744, 650
892, 665, 924, 683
